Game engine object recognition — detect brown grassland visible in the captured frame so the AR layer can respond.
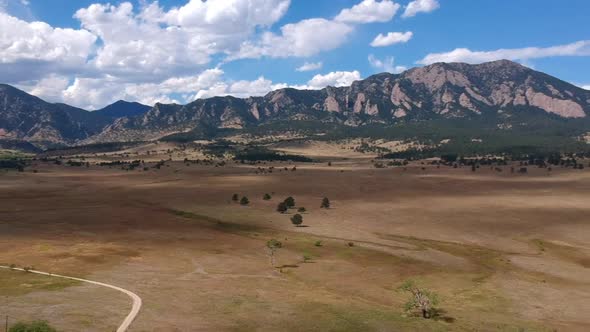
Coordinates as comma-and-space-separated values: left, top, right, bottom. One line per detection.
1, 143, 590, 331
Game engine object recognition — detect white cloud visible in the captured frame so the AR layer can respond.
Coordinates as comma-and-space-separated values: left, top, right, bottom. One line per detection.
196, 76, 287, 99
368, 54, 407, 73
335, 0, 400, 23
231, 18, 353, 59
230, 0, 403, 60
1, 1, 390, 109
31, 68, 290, 109
74, 1, 289, 79
296, 62, 323, 72
0, 12, 96, 81
306, 70, 361, 89
402, 0, 440, 18
61, 68, 228, 109
370, 31, 413, 47
579, 84, 590, 90
1, 0, 291, 84
417, 40, 590, 65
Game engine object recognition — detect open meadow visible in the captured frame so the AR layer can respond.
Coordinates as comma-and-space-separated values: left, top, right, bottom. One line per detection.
1, 143, 590, 331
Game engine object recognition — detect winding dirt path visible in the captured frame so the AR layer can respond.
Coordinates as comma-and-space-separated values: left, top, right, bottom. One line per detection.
0, 265, 142, 332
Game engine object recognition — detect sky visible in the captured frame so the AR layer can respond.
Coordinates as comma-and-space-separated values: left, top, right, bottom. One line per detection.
0, 0, 589, 110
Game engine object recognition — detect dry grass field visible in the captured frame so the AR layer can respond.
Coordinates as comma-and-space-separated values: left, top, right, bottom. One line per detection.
1, 144, 590, 331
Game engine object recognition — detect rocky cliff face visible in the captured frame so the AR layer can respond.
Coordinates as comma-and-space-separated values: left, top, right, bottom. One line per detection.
113, 60, 589, 138
2, 60, 589, 146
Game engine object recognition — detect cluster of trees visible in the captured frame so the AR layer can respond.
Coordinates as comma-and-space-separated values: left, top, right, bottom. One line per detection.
0, 159, 27, 171
231, 193, 250, 205
234, 149, 313, 163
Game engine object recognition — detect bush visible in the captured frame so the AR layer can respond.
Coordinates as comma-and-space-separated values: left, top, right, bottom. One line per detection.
240, 196, 250, 205
9, 320, 57, 332
320, 197, 330, 209
263, 193, 272, 200
232, 193, 239, 202
297, 207, 306, 213
291, 214, 303, 227
399, 280, 440, 319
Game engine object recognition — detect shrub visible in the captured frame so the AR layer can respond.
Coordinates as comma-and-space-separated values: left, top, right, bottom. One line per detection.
231, 193, 239, 202
291, 214, 303, 227
314, 241, 323, 247
263, 193, 272, 200
240, 196, 250, 205
297, 207, 306, 213
399, 280, 440, 319
9, 320, 57, 332
320, 197, 330, 209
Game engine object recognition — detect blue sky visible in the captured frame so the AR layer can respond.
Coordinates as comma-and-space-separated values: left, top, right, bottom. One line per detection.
0, 0, 588, 109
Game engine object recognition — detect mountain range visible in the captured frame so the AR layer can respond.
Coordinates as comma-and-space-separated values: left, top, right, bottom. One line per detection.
1, 60, 589, 150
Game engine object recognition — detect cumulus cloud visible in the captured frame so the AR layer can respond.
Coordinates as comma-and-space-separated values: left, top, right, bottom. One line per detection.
1, 1, 374, 108
0, 12, 96, 80
61, 68, 230, 109
335, 0, 400, 23
231, 0, 401, 60
28, 68, 289, 110
417, 40, 590, 65
402, 0, 440, 18
370, 31, 413, 47
196, 76, 287, 99
296, 62, 323, 72
230, 18, 353, 59
74, 1, 290, 79
306, 71, 361, 89
368, 54, 407, 73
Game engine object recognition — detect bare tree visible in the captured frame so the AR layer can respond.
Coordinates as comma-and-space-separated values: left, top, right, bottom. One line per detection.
266, 239, 283, 267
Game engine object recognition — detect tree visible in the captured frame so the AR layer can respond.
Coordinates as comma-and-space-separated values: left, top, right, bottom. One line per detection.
297, 207, 306, 213
240, 196, 250, 205
321, 197, 330, 209
9, 320, 57, 332
284, 196, 295, 208
232, 193, 239, 202
277, 202, 288, 213
399, 280, 439, 319
266, 239, 282, 267
263, 193, 272, 200
291, 214, 303, 227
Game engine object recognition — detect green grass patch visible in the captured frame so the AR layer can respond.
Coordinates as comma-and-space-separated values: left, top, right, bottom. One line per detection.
0, 269, 80, 296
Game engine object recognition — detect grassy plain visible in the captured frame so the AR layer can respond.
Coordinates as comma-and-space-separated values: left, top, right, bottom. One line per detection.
1, 142, 589, 331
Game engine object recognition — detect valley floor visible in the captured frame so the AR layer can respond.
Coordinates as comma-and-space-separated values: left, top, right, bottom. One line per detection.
1, 155, 590, 331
